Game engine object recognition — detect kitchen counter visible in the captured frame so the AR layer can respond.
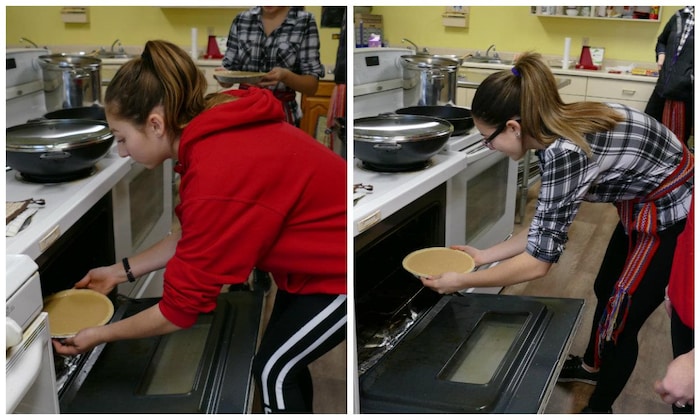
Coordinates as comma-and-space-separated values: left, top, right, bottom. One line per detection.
6, 145, 132, 260
353, 150, 467, 236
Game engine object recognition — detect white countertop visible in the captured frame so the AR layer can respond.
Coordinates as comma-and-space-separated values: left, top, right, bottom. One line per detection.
353, 150, 467, 237
6, 145, 132, 260
460, 61, 657, 83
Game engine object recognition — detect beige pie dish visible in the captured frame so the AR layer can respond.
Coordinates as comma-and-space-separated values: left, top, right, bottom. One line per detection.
402, 247, 476, 278
43, 289, 114, 338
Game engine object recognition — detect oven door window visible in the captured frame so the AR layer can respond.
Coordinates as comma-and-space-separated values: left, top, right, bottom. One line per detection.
465, 155, 510, 244
439, 313, 528, 384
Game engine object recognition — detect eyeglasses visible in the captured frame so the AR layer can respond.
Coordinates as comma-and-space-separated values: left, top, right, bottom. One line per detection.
481, 122, 508, 149
481, 119, 520, 149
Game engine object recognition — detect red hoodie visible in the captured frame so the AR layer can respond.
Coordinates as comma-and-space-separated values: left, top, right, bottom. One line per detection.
160, 88, 347, 328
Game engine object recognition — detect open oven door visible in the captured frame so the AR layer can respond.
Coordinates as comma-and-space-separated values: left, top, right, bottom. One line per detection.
58, 287, 265, 414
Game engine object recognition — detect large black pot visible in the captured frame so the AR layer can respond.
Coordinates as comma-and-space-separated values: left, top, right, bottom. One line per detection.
396, 105, 473, 136
44, 106, 106, 121
354, 114, 453, 171
6, 119, 114, 182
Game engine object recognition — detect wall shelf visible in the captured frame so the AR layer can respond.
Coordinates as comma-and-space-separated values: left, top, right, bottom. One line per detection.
531, 6, 661, 22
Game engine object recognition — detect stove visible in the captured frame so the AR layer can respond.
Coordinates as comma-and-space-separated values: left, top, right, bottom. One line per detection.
6, 145, 131, 260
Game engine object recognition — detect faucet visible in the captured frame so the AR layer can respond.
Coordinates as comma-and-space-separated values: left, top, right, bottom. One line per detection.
110, 39, 123, 53
401, 38, 429, 54
485, 44, 499, 60
19, 37, 39, 48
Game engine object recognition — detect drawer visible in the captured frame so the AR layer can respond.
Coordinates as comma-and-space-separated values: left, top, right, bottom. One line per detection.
586, 78, 655, 102
557, 75, 587, 97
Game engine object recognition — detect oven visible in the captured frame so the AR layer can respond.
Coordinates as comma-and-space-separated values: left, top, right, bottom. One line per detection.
6, 48, 49, 128
113, 159, 173, 298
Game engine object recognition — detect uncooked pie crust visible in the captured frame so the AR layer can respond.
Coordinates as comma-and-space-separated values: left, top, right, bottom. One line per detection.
402, 247, 475, 278
43, 289, 114, 338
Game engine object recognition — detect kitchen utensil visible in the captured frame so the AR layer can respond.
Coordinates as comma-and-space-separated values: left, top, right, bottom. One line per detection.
6, 119, 114, 182
401, 54, 460, 107
396, 105, 473, 136
204, 35, 223, 59
354, 114, 453, 171
38, 53, 102, 113
402, 247, 475, 278
213, 70, 266, 85
43, 106, 106, 121
43, 289, 114, 338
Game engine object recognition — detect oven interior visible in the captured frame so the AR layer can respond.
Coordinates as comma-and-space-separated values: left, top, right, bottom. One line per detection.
354, 183, 446, 374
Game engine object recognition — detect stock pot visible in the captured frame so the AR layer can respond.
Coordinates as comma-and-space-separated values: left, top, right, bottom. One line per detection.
39, 54, 102, 113
401, 55, 460, 107
354, 114, 453, 171
6, 119, 114, 181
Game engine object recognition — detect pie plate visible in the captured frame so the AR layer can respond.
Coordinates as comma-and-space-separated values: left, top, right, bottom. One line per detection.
213, 70, 266, 84
43, 289, 114, 338
402, 247, 475, 278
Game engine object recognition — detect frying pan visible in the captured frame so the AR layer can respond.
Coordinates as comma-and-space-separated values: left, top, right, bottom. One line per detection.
396, 105, 474, 136
44, 106, 106, 121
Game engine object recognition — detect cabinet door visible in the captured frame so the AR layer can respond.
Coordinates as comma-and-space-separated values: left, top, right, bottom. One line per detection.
586, 78, 655, 111
300, 81, 334, 141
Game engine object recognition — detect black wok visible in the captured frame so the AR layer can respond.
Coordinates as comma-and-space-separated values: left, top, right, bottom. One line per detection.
354, 114, 453, 171
6, 119, 114, 182
44, 106, 106, 121
396, 105, 473, 136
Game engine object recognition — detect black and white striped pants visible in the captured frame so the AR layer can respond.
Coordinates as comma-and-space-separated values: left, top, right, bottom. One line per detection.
253, 290, 346, 413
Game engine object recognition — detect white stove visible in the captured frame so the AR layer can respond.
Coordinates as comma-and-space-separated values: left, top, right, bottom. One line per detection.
6, 145, 132, 260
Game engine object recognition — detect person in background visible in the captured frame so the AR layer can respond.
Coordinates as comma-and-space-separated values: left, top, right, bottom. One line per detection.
52, 40, 347, 414
654, 195, 694, 414
644, 6, 694, 149
219, 6, 325, 126
419, 52, 693, 414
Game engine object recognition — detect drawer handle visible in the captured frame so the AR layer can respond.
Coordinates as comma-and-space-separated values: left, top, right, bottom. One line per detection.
621, 89, 636, 96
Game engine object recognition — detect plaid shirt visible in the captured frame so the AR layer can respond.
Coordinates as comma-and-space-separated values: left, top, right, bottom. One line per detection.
528, 103, 693, 263
222, 7, 325, 81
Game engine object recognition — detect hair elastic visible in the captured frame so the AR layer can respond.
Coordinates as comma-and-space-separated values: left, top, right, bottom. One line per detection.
511, 67, 520, 77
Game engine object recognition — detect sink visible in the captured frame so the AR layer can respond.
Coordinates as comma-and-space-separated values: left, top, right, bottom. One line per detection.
464, 57, 512, 65
93, 52, 134, 59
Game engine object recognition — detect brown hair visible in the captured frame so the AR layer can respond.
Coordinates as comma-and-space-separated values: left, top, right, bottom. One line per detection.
471, 51, 624, 155
104, 40, 209, 140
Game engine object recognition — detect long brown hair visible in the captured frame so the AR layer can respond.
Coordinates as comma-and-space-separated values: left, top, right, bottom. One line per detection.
104, 40, 209, 140
472, 51, 624, 155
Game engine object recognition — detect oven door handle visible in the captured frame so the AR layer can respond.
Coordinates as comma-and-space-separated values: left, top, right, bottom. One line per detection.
6, 326, 44, 413
465, 144, 493, 162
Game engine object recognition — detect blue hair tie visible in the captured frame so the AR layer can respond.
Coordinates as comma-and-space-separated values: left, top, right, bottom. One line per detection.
511, 67, 520, 77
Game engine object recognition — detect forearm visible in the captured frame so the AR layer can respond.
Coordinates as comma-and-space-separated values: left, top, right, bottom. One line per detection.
480, 228, 529, 265
284, 73, 319, 96
127, 230, 181, 278
468, 252, 551, 289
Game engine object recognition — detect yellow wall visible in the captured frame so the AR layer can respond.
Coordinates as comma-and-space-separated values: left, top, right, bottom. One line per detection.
5, 6, 342, 66
371, 6, 683, 63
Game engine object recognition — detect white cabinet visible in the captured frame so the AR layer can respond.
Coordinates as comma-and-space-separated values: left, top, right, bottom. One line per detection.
558, 74, 588, 103
198, 64, 225, 95
585, 77, 654, 111
100, 63, 122, 99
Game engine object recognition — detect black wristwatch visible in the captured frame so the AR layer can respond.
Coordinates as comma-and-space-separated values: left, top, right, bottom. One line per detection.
122, 257, 136, 283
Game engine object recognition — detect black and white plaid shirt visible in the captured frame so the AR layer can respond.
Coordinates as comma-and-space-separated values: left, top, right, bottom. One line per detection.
528, 103, 693, 263
222, 7, 325, 81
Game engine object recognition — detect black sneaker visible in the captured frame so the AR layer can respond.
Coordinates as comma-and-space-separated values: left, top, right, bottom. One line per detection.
558, 354, 599, 385
580, 406, 613, 414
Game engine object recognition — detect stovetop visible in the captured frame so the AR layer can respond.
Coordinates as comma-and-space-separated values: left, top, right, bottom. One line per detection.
6, 145, 132, 259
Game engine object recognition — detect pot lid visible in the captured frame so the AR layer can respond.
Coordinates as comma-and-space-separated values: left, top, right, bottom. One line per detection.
354, 115, 453, 142
38, 53, 101, 70
400, 54, 460, 70
6, 119, 113, 152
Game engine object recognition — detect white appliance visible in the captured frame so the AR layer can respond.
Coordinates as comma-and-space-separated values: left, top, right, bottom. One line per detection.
114, 160, 174, 298
354, 47, 412, 119
6, 48, 49, 127
6, 255, 60, 414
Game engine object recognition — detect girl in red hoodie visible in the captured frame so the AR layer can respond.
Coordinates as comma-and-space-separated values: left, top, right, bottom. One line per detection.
53, 40, 347, 413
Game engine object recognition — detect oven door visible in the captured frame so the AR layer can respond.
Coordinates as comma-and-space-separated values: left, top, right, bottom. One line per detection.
447, 143, 518, 250
113, 159, 173, 298
359, 293, 583, 414
59, 288, 264, 414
